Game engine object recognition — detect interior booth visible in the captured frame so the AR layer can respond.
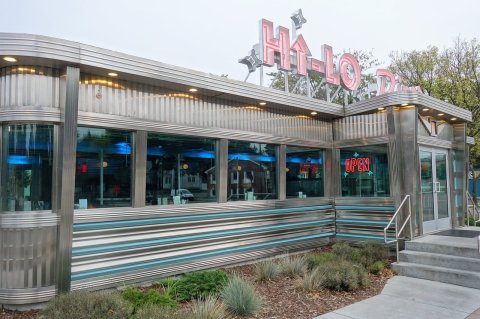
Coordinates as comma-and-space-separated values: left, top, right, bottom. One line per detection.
0, 33, 472, 307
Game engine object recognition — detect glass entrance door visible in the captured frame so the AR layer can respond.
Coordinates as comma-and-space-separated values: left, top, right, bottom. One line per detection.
420, 148, 451, 233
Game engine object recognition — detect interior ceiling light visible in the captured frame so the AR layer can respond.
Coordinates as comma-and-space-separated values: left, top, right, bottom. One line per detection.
422, 108, 429, 111
438, 113, 444, 116
451, 117, 457, 121
377, 107, 385, 110
3, 56, 17, 62
259, 102, 267, 106
188, 88, 198, 92
310, 111, 318, 115
107, 72, 118, 77
401, 103, 409, 106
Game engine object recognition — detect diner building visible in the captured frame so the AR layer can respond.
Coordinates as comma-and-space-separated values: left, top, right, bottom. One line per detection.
0, 33, 473, 307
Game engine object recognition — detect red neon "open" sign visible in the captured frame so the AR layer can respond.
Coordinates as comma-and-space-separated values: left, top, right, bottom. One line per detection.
345, 158, 370, 173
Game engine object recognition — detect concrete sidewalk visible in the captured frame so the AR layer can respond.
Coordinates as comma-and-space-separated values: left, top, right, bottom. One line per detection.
315, 276, 480, 319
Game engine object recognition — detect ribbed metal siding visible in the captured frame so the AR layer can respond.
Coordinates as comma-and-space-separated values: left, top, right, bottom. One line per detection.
0, 225, 57, 289
78, 74, 332, 142
333, 112, 388, 140
71, 201, 334, 290
0, 67, 60, 109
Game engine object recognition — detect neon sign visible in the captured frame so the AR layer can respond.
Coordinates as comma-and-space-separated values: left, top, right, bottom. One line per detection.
345, 158, 370, 173
239, 9, 424, 99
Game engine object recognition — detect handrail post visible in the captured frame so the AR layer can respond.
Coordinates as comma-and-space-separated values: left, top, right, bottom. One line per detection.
408, 196, 413, 239
396, 214, 399, 262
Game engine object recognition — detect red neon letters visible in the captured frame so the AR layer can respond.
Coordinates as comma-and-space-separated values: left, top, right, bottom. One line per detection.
259, 19, 361, 91
345, 158, 370, 173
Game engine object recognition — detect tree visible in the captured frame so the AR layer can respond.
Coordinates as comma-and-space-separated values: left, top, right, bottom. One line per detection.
390, 37, 480, 199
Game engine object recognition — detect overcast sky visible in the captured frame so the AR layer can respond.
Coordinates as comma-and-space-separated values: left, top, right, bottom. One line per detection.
1, 0, 479, 84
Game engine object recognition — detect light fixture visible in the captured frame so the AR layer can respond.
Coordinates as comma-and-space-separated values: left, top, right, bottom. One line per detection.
377, 107, 385, 111
401, 103, 409, 106
259, 102, 267, 106
422, 108, 429, 111
3, 56, 17, 62
437, 113, 444, 116
188, 88, 198, 93
107, 72, 118, 77
310, 111, 318, 115
451, 117, 457, 121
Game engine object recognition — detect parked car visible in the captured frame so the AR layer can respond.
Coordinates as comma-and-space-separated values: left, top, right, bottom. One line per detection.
178, 188, 195, 201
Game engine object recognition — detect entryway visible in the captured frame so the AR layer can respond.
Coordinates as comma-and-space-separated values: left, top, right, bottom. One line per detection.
420, 148, 451, 234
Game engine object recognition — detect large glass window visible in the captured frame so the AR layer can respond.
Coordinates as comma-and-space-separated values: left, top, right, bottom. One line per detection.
286, 146, 324, 198
146, 133, 216, 205
340, 145, 390, 197
228, 141, 277, 201
1, 124, 53, 211
75, 127, 132, 209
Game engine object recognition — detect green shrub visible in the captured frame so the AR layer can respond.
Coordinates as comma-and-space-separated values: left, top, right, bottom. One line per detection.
301, 267, 323, 291
304, 252, 337, 270
190, 296, 227, 319
174, 270, 229, 301
314, 259, 369, 291
121, 287, 177, 311
367, 260, 386, 275
280, 255, 307, 277
131, 304, 186, 319
255, 260, 280, 281
332, 242, 362, 263
38, 291, 132, 319
359, 242, 389, 266
221, 275, 262, 316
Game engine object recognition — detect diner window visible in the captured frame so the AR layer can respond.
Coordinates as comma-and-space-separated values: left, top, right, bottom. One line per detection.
286, 146, 324, 198
146, 133, 216, 205
75, 127, 132, 209
340, 145, 390, 197
228, 141, 277, 201
1, 124, 53, 211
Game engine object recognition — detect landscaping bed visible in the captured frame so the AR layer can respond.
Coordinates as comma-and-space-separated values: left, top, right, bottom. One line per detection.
0, 242, 395, 319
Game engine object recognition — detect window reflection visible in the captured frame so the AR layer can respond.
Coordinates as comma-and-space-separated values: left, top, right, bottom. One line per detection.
2, 124, 53, 211
75, 127, 132, 209
146, 133, 216, 205
227, 141, 277, 201
340, 145, 390, 197
286, 146, 324, 198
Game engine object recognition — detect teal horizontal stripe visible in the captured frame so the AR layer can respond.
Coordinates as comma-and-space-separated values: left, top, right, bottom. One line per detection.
336, 219, 393, 226
336, 233, 395, 241
73, 218, 334, 256
335, 205, 394, 211
71, 232, 335, 280
73, 205, 333, 231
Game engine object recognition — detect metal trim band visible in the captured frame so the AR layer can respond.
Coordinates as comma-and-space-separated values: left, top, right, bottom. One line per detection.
0, 212, 59, 228
0, 286, 56, 305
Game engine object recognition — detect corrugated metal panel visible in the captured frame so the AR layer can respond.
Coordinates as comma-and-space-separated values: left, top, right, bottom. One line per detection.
0, 67, 59, 109
333, 112, 388, 141
334, 197, 396, 241
71, 201, 334, 289
78, 74, 333, 142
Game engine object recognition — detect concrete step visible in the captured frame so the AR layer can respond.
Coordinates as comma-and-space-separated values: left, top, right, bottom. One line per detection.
392, 262, 480, 289
405, 240, 480, 259
399, 250, 480, 272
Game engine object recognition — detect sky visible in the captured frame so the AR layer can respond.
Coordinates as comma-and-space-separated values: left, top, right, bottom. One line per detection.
1, 0, 479, 84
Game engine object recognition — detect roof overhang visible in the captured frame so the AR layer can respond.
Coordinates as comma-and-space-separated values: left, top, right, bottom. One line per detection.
0, 33, 344, 118
345, 91, 472, 123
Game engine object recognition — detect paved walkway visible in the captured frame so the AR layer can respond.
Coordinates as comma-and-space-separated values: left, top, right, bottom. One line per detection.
315, 276, 480, 319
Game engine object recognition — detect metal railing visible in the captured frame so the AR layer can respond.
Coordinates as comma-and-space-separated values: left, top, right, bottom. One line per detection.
466, 192, 480, 226
384, 195, 413, 263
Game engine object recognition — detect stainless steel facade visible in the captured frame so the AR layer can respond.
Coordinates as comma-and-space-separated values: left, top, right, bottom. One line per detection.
0, 33, 472, 307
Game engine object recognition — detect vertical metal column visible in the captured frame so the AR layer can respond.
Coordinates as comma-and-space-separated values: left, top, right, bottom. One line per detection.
323, 148, 334, 198
0, 126, 6, 211
55, 66, 80, 293
277, 144, 286, 200
452, 123, 467, 227
216, 139, 228, 203
132, 131, 147, 207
